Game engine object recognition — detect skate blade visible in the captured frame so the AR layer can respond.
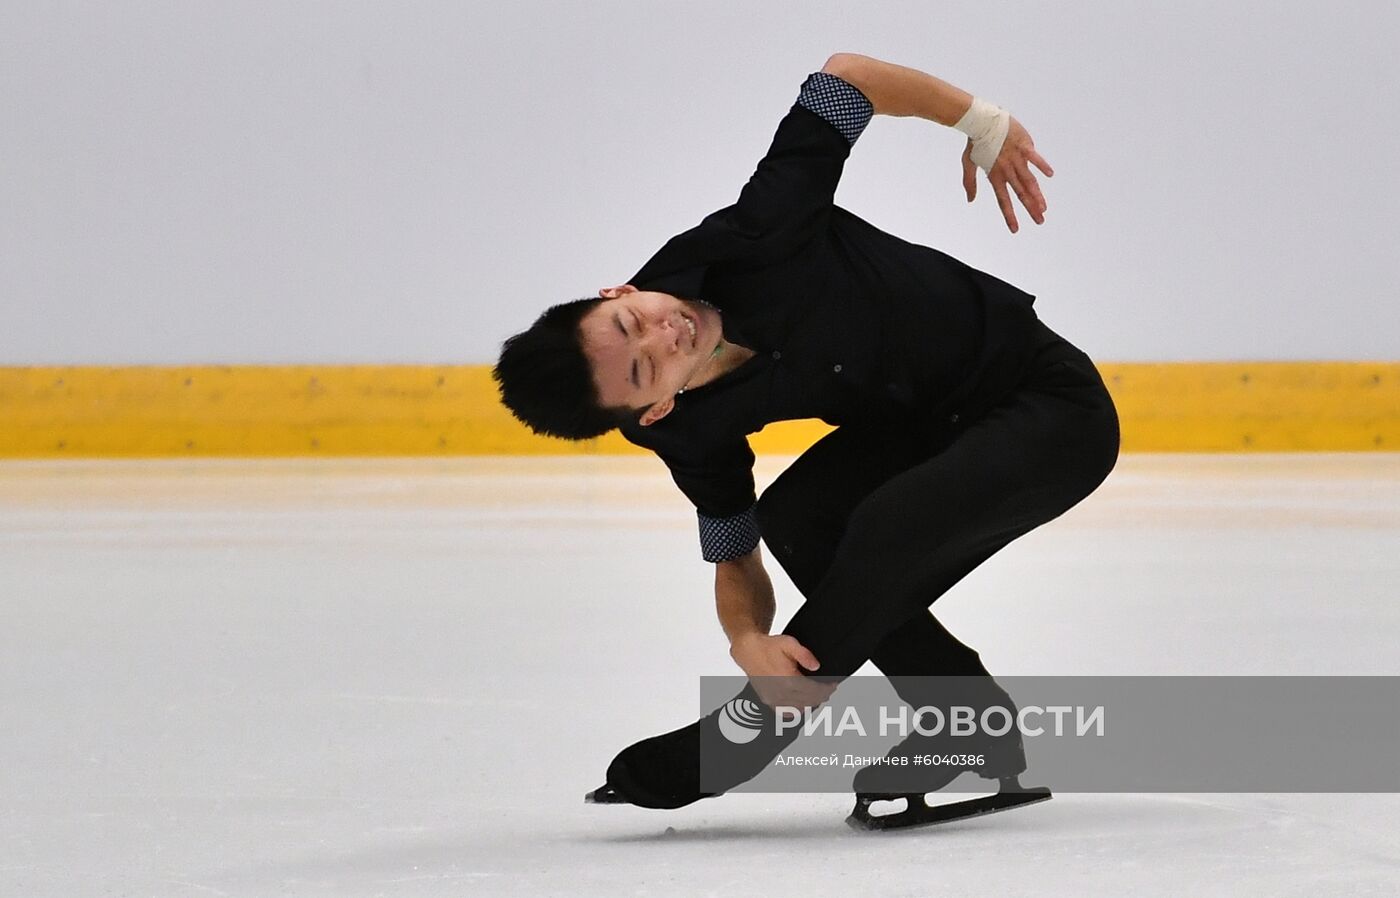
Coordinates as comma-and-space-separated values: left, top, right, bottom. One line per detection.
584, 783, 627, 804
846, 783, 1052, 832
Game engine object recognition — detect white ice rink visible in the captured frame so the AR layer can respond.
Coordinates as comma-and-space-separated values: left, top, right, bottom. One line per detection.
2, 455, 1397, 897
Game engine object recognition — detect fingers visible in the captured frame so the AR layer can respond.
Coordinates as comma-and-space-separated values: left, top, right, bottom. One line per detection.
972, 123, 1054, 231
1029, 148, 1054, 178
1006, 164, 1046, 226
990, 157, 1052, 232
779, 635, 821, 672
805, 680, 838, 707
962, 140, 977, 202
1023, 172, 1047, 221
971, 156, 1051, 232
767, 680, 837, 710
752, 675, 836, 710
991, 173, 1019, 234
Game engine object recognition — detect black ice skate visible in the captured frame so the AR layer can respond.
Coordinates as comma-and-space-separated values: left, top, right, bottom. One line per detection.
586, 688, 801, 810
846, 776, 1052, 831
585, 718, 713, 809
847, 717, 1050, 831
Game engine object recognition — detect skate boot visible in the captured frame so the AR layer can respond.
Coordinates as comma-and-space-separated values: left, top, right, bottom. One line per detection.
586, 686, 803, 809
847, 677, 1049, 830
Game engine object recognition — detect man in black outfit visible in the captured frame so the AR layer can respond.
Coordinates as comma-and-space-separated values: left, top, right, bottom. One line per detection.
493, 53, 1120, 810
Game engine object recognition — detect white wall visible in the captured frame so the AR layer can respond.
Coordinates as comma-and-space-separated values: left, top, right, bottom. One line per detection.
2, 0, 1396, 364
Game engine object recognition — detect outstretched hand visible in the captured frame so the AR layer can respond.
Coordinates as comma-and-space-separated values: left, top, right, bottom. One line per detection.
962, 115, 1054, 234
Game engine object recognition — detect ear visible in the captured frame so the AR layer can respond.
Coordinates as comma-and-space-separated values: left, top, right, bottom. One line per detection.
598, 284, 639, 299
637, 396, 675, 426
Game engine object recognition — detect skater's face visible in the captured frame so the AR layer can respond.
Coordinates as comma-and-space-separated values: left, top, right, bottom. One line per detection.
578, 285, 724, 426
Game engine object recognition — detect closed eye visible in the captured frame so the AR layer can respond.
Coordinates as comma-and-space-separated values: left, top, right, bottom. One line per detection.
631, 313, 651, 387
614, 311, 641, 389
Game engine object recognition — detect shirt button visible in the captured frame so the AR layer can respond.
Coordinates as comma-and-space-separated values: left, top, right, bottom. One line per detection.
833, 364, 843, 373
771, 350, 782, 360
949, 413, 960, 423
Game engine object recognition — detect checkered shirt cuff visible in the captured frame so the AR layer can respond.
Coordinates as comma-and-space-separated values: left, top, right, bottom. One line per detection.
698, 504, 761, 563
797, 71, 874, 145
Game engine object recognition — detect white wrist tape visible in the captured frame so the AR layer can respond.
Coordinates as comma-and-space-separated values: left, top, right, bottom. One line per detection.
953, 96, 1010, 172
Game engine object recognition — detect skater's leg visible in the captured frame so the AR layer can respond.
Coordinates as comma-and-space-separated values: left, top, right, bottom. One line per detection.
781, 337, 1120, 679
761, 454, 1015, 746
599, 422, 986, 809
755, 423, 990, 680
600, 332, 1118, 808
773, 337, 1117, 795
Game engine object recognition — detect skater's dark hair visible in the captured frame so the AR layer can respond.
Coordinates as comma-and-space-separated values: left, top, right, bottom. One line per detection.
493, 296, 641, 440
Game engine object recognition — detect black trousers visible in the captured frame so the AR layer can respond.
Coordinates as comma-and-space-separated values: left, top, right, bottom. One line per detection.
755, 320, 1121, 682
606, 321, 1121, 806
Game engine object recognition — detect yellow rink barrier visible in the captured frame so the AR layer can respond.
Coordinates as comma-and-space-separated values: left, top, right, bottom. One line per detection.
0, 362, 1396, 457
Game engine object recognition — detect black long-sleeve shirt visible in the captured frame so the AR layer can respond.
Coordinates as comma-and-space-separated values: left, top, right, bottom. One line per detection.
618, 72, 1042, 562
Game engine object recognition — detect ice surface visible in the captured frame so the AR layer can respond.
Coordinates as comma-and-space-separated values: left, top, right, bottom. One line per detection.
1, 455, 1397, 896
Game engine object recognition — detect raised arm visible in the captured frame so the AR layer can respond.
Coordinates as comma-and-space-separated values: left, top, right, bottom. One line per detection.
822, 52, 1054, 233
820, 53, 976, 125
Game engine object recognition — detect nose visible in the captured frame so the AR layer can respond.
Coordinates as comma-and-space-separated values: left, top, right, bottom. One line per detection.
641, 315, 682, 354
